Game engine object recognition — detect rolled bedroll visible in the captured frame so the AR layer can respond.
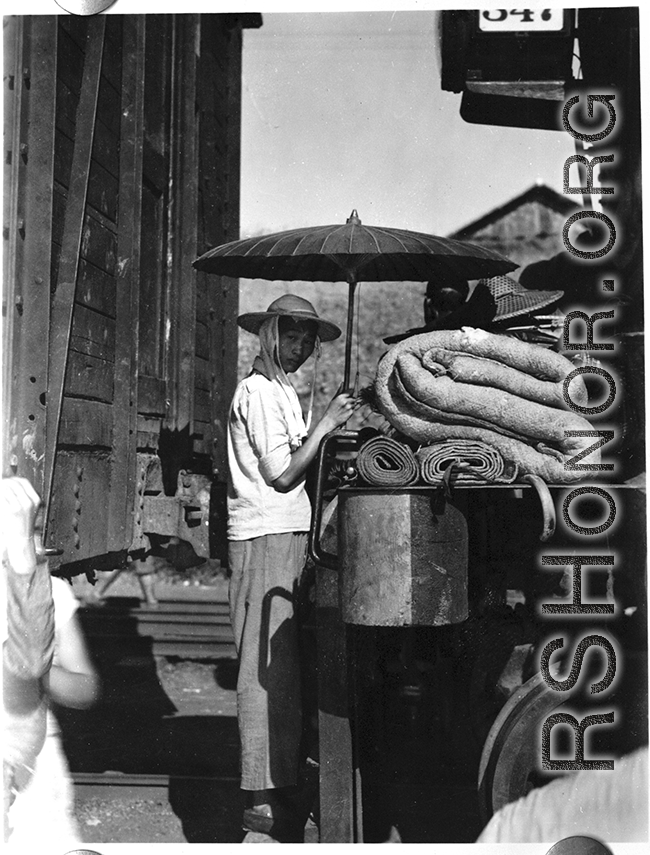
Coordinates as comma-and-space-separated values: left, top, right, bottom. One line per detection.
356, 435, 420, 487
374, 328, 599, 484
416, 440, 518, 485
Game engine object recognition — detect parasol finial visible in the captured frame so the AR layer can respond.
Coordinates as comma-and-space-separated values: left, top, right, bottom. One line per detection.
346, 209, 361, 225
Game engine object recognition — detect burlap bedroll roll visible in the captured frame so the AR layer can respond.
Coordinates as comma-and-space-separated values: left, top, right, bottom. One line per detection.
417, 440, 518, 485
375, 328, 600, 484
356, 435, 419, 487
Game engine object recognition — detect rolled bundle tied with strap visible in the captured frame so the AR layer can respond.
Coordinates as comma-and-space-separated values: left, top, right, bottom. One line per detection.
356, 435, 420, 487
375, 328, 598, 484
417, 440, 518, 485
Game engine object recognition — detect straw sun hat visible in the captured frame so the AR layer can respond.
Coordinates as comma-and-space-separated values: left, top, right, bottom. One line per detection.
237, 294, 341, 342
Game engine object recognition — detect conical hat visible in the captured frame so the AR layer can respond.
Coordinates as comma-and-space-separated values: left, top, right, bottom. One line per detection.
482, 275, 563, 322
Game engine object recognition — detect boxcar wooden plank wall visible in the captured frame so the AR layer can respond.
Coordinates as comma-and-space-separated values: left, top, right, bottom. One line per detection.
164, 15, 200, 483
108, 15, 144, 554
3, 13, 261, 575
3, 17, 57, 491
196, 16, 243, 482
46, 18, 107, 534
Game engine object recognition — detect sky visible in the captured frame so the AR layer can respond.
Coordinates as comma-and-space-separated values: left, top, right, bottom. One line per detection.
240, 10, 578, 239
1, 2, 640, 245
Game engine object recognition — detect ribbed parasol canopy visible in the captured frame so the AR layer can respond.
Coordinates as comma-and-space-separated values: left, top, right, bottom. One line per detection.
194, 211, 519, 387
194, 210, 518, 283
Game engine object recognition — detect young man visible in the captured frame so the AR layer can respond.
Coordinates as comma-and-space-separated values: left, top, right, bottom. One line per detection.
227, 294, 354, 838
2, 477, 99, 846
2, 477, 55, 841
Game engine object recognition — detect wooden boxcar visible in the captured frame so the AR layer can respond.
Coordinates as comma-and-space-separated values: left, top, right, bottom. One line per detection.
3, 13, 262, 577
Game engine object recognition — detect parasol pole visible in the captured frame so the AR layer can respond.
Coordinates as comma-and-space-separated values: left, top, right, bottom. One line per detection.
343, 277, 357, 391
341, 209, 362, 392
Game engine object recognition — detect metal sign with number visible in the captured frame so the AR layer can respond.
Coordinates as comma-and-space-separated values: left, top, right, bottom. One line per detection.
479, 9, 565, 32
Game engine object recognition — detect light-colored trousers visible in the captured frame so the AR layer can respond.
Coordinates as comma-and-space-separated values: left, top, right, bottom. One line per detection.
228, 532, 308, 791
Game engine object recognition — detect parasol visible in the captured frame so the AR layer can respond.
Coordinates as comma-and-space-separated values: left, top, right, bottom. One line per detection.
193, 210, 518, 388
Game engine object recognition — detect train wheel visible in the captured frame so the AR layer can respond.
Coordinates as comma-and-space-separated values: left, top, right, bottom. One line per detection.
477, 672, 566, 824
468, 640, 534, 750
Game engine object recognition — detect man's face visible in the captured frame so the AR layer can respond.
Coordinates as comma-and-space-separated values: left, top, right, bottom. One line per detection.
277, 318, 318, 373
424, 285, 468, 324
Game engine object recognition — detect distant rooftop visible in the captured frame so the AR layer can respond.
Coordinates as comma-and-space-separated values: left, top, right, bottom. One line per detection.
449, 184, 579, 240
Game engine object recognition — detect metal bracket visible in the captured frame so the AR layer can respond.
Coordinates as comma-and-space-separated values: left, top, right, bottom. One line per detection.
138, 469, 212, 559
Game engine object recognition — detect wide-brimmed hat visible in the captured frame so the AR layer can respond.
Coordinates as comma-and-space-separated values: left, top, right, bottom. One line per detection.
237, 294, 341, 341
482, 275, 564, 322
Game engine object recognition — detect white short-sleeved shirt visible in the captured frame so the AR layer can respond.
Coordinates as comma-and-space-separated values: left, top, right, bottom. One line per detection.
227, 372, 312, 540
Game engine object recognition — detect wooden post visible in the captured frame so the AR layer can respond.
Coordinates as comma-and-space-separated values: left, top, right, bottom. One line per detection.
315, 565, 358, 842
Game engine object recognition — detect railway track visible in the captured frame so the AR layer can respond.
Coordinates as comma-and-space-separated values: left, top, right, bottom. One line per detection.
72, 771, 320, 843
72, 770, 239, 799
78, 597, 236, 659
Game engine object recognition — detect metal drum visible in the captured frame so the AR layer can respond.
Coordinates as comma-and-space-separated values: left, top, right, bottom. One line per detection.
338, 488, 468, 626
